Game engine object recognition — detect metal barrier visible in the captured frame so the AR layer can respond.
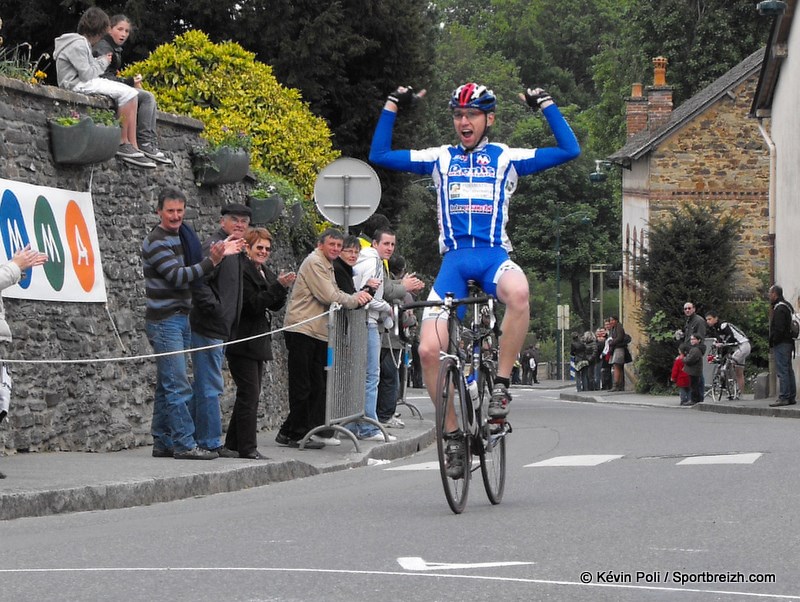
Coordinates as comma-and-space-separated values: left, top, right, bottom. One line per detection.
301, 304, 387, 451
391, 338, 422, 419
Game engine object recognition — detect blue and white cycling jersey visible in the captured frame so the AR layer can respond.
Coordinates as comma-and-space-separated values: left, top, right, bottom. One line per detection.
369, 104, 580, 255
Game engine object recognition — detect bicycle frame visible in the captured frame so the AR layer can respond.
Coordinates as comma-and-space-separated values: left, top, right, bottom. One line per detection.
399, 288, 509, 513
709, 342, 741, 402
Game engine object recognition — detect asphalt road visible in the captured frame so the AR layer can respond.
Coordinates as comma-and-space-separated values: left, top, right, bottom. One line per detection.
1, 388, 798, 602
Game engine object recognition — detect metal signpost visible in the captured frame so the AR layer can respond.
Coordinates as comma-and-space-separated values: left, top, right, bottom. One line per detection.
557, 304, 570, 380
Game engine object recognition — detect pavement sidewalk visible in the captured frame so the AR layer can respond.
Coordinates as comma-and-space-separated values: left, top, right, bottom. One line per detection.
0, 415, 434, 521
559, 384, 800, 418
1, 381, 797, 521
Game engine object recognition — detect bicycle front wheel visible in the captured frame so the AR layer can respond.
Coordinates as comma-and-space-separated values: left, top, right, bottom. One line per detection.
710, 365, 723, 402
477, 366, 506, 504
434, 357, 471, 514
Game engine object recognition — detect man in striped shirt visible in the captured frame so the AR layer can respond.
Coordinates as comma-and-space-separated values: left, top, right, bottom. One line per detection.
142, 186, 242, 460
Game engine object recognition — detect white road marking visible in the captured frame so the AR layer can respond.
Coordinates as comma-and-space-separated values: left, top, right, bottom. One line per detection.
385, 459, 479, 471
677, 453, 762, 465
0, 567, 795, 599
525, 454, 624, 467
397, 557, 533, 571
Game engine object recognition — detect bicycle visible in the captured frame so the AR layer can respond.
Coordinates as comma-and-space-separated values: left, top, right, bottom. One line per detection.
708, 342, 741, 402
399, 286, 511, 514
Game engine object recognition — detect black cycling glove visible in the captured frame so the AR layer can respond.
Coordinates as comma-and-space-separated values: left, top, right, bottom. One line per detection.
523, 89, 553, 112
387, 86, 418, 109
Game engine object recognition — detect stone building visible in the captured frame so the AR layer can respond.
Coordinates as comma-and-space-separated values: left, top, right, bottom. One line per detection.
751, 0, 800, 311
606, 52, 771, 384
0, 77, 308, 453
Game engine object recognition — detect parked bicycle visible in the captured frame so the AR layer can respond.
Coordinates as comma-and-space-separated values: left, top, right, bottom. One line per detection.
399, 286, 511, 514
709, 342, 740, 402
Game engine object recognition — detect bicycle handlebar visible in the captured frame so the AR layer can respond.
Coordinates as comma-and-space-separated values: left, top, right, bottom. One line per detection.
395, 293, 495, 344
400, 294, 494, 312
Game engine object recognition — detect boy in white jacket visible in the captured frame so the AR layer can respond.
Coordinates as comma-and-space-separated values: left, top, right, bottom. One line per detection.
350, 229, 397, 441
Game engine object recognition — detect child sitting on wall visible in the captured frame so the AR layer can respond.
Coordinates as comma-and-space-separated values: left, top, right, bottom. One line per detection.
92, 14, 171, 165
53, 6, 155, 169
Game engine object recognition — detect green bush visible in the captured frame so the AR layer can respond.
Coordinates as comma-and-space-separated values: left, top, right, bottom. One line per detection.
123, 30, 339, 199
634, 203, 741, 392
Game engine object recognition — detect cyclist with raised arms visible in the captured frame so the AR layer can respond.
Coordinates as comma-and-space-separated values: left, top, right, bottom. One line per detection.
370, 82, 580, 471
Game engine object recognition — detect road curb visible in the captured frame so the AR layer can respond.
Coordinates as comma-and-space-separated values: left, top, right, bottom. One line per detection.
0, 426, 436, 521
559, 391, 678, 409
693, 403, 800, 419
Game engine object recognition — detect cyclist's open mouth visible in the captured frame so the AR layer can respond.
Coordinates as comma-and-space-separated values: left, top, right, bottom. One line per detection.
459, 127, 476, 147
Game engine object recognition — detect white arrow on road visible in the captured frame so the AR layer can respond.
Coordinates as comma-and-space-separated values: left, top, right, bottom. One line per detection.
398, 557, 533, 571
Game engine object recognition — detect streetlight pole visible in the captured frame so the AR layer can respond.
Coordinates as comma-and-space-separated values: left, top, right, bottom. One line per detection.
590, 263, 609, 332
554, 203, 562, 379
553, 205, 592, 380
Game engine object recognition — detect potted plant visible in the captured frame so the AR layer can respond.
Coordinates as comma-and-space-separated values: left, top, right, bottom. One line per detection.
192, 127, 251, 186
49, 107, 121, 165
246, 186, 284, 224
247, 170, 307, 225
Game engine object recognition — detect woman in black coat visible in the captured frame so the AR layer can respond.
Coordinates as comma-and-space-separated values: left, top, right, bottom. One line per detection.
224, 227, 295, 459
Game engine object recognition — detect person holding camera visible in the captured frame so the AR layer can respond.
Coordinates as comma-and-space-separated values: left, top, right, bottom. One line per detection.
277, 229, 372, 449
348, 228, 398, 441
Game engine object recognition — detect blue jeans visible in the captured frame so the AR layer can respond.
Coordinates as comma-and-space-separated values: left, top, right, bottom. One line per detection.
145, 314, 197, 453
774, 342, 797, 401
190, 332, 225, 450
349, 323, 381, 438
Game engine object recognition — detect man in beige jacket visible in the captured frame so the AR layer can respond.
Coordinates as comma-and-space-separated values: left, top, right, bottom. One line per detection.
276, 229, 372, 448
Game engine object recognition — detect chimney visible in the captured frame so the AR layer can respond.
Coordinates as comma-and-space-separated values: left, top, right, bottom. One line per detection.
625, 82, 648, 139
646, 56, 673, 132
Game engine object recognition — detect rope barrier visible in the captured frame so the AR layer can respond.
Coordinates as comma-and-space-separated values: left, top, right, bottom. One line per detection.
0, 309, 333, 365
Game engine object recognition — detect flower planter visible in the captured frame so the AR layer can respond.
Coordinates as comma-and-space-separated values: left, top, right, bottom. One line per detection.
193, 147, 250, 186
49, 118, 121, 165
247, 194, 284, 224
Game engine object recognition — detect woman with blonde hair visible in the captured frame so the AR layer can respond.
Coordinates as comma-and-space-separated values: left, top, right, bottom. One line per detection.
223, 228, 295, 459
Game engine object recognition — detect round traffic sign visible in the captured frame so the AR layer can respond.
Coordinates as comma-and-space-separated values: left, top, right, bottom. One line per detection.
314, 157, 381, 228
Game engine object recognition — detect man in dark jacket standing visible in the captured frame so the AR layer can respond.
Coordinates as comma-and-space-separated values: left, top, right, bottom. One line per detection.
190, 204, 252, 456
682, 301, 706, 343
768, 284, 796, 407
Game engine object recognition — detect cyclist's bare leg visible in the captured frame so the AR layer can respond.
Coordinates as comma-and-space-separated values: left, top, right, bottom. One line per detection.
419, 316, 459, 432
495, 270, 530, 380
735, 364, 745, 394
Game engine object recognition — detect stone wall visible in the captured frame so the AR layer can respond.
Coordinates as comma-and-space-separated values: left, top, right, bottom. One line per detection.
0, 76, 308, 453
646, 76, 770, 296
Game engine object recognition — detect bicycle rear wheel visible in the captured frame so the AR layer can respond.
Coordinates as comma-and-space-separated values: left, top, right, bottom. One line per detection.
477, 366, 506, 504
710, 365, 723, 402
725, 361, 740, 400
435, 357, 471, 514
